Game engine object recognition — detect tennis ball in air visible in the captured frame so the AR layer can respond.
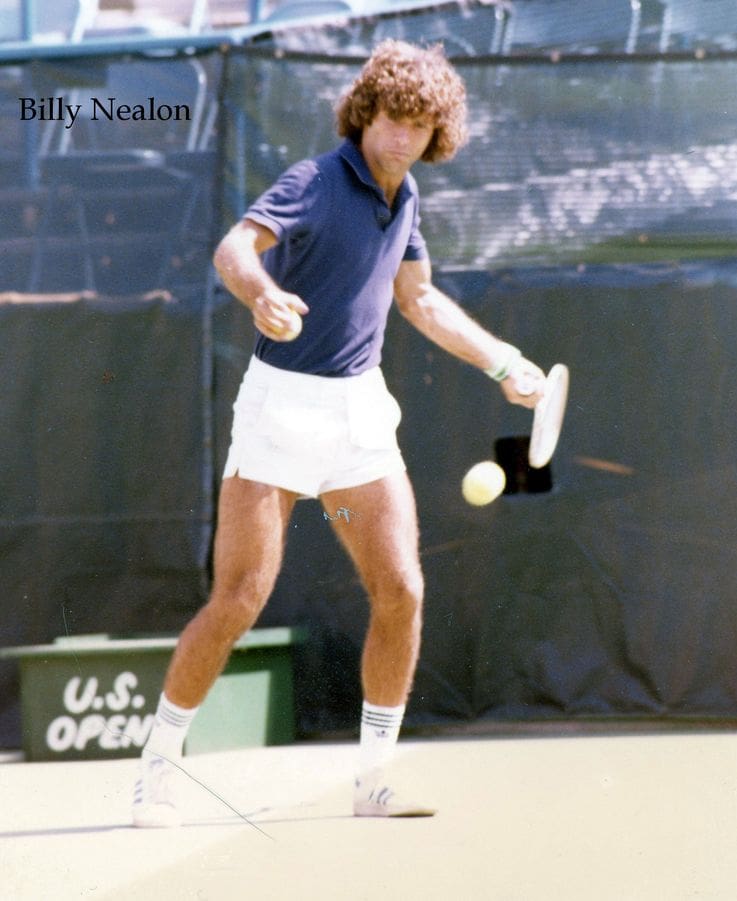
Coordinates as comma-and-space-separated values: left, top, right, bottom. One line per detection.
281, 310, 302, 341
461, 461, 506, 506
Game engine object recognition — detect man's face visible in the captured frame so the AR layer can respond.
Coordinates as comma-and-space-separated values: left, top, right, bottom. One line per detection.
360, 109, 435, 183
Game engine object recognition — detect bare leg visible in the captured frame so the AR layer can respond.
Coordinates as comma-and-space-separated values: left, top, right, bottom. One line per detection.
164, 477, 298, 708
133, 477, 298, 828
320, 471, 424, 708
321, 472, 434, 817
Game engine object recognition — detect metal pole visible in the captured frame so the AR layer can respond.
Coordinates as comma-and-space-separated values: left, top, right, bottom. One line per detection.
21, 0, 39, 189
21, 0, 33, 40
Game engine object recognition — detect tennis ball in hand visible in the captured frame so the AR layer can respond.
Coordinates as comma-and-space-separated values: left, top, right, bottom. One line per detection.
280, 310, 302, 341
462, 461, 506, 506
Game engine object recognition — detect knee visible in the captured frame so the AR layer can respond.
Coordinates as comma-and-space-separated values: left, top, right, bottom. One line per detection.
208, 574, 273, 638
369, 568, 424, 625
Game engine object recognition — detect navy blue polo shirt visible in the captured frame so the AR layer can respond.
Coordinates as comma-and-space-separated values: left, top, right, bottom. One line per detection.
245, 138, 428, 376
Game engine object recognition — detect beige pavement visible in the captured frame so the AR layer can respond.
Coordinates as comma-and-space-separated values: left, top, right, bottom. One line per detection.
2, 732, 737, 900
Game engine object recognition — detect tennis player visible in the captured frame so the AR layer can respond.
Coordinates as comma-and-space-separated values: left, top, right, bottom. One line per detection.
133, 39, 544, 827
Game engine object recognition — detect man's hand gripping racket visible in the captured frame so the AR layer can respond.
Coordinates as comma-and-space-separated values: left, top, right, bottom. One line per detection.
514, 362, 570, 468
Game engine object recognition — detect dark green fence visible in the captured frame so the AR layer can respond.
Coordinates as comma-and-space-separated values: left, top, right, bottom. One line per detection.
3, 0, 737, 747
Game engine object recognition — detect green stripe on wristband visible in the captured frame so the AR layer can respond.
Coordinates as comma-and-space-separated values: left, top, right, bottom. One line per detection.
485, 344, 521, 382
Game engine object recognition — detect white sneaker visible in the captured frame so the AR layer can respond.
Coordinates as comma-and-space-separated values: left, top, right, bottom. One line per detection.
132, 753, 182, 828
353, 772, 436, 818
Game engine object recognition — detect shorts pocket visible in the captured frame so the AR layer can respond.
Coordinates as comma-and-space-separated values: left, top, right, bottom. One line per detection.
348, 387, 402, 450
231, 381, 270, 433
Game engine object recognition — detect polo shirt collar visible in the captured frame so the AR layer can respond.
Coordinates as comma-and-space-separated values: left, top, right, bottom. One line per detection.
339, 138, 412, 209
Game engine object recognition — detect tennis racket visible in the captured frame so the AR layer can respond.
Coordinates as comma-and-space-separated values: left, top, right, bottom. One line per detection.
527, 363, 569, 468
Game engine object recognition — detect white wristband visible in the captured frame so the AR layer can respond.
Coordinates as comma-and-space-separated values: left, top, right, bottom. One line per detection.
485, 343, 521, 382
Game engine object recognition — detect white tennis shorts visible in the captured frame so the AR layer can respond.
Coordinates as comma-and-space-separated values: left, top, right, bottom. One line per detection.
223, 356, 406, 497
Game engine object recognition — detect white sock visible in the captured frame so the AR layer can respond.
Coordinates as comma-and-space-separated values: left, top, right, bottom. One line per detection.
357, 701, 405, 786
143, 693, 199, 762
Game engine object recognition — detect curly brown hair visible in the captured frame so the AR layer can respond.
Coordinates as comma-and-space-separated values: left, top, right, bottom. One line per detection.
335, 40, 468, 163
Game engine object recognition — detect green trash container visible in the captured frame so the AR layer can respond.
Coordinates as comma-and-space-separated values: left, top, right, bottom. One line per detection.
1, 627, 305, 762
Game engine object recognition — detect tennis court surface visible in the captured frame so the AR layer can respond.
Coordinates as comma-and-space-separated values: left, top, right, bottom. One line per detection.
4, 730, 737, 900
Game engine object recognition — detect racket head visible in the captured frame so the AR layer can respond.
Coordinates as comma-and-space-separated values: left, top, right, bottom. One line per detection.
529, 363, 569, 469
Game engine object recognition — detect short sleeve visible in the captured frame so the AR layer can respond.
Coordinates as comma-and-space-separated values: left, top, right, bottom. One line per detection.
402, 190, 428, 262
245, 160, 323, 241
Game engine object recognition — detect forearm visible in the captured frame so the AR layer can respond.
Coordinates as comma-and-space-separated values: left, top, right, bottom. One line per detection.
395, 259, 544, 406
213, 229, 277, 312
398, 284, 517, 374
213, 219, 308, 338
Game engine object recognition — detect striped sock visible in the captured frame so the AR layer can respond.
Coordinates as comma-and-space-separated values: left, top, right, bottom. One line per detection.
358, 701, 406, 781
143, 693, 199, 761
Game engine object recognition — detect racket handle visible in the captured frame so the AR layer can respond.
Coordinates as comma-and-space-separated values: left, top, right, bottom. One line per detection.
514, 374, 538, 397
